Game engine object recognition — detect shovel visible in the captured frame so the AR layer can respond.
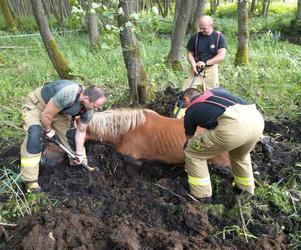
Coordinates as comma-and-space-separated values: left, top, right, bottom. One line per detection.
48, 136, 97, 172
173, 67, 204, 118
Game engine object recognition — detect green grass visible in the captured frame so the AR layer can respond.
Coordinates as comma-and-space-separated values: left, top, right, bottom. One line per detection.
0, 168, 51, 223
0, 11, 300, 138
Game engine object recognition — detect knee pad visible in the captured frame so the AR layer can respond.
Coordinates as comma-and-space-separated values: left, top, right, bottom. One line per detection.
66, 128, 76, 150
27, 125, 43, 154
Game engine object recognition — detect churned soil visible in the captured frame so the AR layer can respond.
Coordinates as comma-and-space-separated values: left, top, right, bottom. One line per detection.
0, 87, 300, 250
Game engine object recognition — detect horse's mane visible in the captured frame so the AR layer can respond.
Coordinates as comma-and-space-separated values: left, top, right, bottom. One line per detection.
87, 108, 150, 144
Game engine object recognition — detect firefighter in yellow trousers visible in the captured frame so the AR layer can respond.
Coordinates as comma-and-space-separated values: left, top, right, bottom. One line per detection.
20, 80, 107, 193
182, 87, 264, 202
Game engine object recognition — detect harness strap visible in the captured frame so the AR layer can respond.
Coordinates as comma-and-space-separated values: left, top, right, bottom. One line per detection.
188, 90, 237, 109
194, 31, 221, 63
216, 31, 221, 52
61, 85, 83, 112
194, 32, 199, 62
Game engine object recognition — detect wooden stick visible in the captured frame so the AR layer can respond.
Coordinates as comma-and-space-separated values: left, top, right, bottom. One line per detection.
154, 183, 187, 202
236, 196, 248, 243
0, 223, 17, 227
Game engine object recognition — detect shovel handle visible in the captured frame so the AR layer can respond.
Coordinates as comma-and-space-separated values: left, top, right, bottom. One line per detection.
47, 136, 96, 172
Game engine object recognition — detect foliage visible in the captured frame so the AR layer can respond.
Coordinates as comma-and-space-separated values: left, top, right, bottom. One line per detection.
0, 7, 300, 139
0, 168, 50, 223
256, 183, 297, 215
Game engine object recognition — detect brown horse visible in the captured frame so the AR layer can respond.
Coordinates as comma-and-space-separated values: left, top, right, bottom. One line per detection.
42, 108, 230, 167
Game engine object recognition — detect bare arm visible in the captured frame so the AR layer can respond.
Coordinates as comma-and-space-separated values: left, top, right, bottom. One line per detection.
40, 98, 61, 131
206, 48, 227, 66
187, 51, 198, 75
75, 121, 88, 155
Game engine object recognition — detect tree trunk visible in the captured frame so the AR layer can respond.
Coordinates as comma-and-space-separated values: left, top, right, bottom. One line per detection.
6, 0, 19, 24
87, 0, 101, 47
264, 0, 270, 17
235, 0, 249, 65
155, 0, 164, 16
166, 0, 193, 69
210, 0, 217, 15
41, 0, 50, 17
297, 0, 301, 21
30, 0, 73, 79
0, 0, 18, 32
164, 0, 169, 16
58, 0, 64, 27
118, 0, 149, 104
188, 0, 205, 34
172, 0, 180, 28
250, 0, 256, 16
261, 0, 269, 17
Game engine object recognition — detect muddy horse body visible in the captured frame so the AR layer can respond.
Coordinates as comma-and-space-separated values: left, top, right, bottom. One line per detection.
43, 109, 230, 167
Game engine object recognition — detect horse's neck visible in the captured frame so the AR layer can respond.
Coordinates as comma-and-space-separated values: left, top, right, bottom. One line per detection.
85, 130, 118, 145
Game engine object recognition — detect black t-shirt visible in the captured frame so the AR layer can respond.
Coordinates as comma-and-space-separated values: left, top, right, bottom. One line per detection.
184, 88, 250, 136
186, 30, 227, 62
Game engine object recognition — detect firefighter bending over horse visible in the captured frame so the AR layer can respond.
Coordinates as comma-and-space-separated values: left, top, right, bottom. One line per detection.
20, 80, 107, 193
182, 87, 264, 203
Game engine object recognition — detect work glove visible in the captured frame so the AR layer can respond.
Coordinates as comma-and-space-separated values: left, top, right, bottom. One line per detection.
45, 128, 56, 140
73, 154, 84, 165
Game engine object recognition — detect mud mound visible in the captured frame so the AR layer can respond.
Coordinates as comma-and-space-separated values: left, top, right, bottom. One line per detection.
146, 86, 180, 117
265, 120, 301, 143
0, 141, 290, 249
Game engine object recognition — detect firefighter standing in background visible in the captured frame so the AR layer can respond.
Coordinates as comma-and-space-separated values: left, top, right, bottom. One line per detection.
183, 15, 227, 92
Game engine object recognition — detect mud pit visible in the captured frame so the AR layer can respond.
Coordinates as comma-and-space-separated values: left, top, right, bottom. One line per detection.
0, 87, 300, 249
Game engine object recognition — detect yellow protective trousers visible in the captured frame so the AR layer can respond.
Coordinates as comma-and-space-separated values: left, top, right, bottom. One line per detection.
182, 64, 219, 92
184, 104, 264, 198
20, 88, 86, 183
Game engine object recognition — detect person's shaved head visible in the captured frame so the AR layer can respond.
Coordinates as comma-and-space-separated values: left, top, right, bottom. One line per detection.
198, 15, 214, 36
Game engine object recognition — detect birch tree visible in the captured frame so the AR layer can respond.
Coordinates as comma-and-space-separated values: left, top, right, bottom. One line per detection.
235, 0, 249, 65
118, 0, 149, 104
188, 0, 205, 34
0, 0, 18, 32
166, 0, 193, 69
87, 0, 101, 47
30, 0, 73, 79
297, 0, 301, 21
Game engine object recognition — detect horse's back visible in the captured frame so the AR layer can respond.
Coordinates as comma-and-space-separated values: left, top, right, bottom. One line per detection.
117, 111, 230, 167
116, 111, 184, 163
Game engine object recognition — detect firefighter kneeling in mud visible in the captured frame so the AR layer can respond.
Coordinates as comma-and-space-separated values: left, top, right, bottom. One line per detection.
182, 87, 264, 203
20, 80, 107, 193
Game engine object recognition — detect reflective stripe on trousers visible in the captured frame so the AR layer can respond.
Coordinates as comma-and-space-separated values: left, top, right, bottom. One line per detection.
234, 175, 254, 186
21, 156, 41, 167
188, 175, 211, 186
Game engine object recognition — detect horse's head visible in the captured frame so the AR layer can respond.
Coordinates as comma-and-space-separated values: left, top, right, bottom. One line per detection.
40, 143, 65, 167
